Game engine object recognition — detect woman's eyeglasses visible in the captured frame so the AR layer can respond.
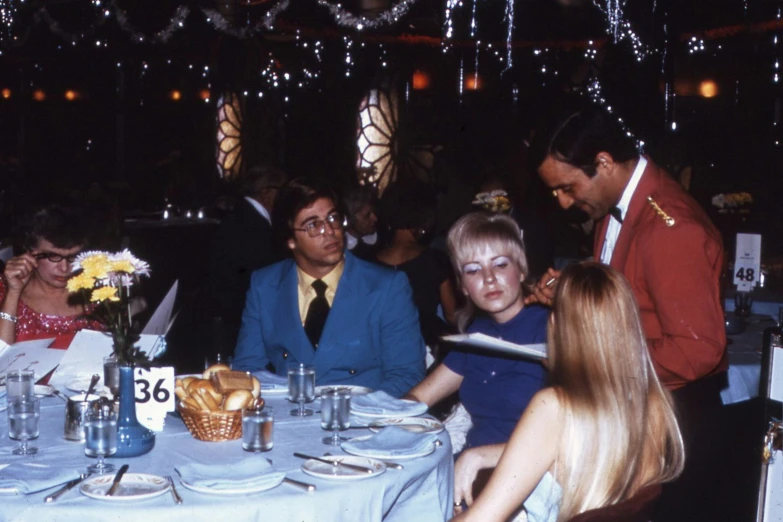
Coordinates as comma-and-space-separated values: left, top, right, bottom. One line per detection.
32, 252, 80, 264
292, 213, 347, 237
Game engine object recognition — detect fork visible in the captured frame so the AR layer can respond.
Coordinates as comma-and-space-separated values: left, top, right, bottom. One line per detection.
165, 475, 183, 504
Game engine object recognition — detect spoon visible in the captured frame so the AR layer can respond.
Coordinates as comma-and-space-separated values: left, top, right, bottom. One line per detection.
83, 374, 100, 401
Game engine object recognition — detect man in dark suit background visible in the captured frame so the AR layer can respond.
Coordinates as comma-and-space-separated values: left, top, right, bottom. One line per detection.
208, 165, 288, 351
342, 183, 380, 262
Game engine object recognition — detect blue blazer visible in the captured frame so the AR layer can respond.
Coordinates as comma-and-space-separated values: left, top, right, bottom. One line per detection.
233, 252, 426, 397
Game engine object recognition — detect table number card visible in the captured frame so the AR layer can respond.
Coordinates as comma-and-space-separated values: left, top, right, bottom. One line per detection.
734, 233, 762, 292
134, 366, 175, 432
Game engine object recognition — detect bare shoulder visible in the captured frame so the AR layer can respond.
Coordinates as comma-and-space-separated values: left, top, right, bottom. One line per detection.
523, 388, 564, 428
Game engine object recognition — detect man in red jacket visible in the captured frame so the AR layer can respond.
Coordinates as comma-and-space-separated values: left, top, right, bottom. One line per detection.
528, 105, 728, 521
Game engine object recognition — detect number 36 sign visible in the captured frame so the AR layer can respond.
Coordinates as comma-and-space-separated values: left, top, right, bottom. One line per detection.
134, 366, 175, 413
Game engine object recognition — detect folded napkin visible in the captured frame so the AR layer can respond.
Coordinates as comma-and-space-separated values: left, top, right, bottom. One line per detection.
0, 463, 80, 494
252, 370, 288, 389
351, 391, 428, 417
176, 457, 285, 490
341, 426, 438, 457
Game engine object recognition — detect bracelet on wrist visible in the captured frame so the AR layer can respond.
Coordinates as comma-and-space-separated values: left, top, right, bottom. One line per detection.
0, 312, 17, 324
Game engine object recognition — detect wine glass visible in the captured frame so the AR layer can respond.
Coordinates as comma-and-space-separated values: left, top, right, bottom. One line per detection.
287, 363, 316, 416
8, 397, 40, 455
84, 404, 117, 474
6, 370, 34, 401
320, 388, 351, 445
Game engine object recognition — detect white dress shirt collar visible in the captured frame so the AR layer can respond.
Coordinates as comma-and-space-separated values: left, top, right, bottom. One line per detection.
600, 156, 646, 264
346, 232, 378, 251
244, 196, 271, 225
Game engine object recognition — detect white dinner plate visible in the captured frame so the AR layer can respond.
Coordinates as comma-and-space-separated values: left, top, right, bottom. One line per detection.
341, 435, 436, 461
80, 473, 169, 501
314, 385, 373, 398
66, 379, 110, 396
260, 384, 289, 397
301, 455, 386, 481
351, 399, 425, 419
368, 417, 444, 434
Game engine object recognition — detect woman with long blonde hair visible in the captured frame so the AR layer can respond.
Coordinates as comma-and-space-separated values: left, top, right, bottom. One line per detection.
452, 262, 684, 522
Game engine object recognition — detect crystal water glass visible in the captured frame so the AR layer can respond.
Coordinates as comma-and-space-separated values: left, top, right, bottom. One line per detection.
6, 370, 35, 401
84, 408, 117, 474
242, 406, 274, 452
287, 363, 316, 416
320, 388, 351, 445
8, 397, 40, 455
103, 356, 120, 397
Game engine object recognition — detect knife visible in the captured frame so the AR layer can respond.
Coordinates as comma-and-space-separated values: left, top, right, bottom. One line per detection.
293, 452, 374, 474
44, 474, 89, 503
283, 477, 317, 492
105, 464, 129, 497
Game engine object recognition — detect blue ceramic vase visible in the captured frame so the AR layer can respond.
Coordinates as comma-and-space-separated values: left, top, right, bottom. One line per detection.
113, 365, 155, 457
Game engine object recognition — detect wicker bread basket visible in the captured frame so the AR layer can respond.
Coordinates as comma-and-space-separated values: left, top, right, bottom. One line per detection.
178, 403, 243, 441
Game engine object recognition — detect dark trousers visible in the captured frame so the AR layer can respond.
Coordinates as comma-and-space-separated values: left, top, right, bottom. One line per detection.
655, 372, 729, 522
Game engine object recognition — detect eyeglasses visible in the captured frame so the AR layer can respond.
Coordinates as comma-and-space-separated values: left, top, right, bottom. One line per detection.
32, 252, 80, 264
292, 213, 347, 237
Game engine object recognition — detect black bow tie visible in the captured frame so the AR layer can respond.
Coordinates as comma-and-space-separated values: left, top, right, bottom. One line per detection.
608, 207, 624, 224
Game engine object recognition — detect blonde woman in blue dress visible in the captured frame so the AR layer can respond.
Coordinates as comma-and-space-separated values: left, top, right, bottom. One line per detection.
451, 262, 684, 522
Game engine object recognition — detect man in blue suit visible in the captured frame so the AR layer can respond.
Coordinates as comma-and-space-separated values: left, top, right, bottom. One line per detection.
233, 178, 426, 397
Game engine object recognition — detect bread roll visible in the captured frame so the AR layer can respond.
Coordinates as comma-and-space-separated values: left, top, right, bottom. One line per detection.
181, 376, 196, 389
224, 390, 253, 411
187, 379, 222, 402
250, 376, 261, 399
203, 364, 231, 379
175, 386, 189, 402
199, 388, 221, 411
191, 392, 211, 411
181, 397, 200, 410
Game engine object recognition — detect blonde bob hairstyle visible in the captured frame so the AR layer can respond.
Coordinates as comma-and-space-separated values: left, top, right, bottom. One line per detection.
548, 262, 684, 521
446, 212, 529, 332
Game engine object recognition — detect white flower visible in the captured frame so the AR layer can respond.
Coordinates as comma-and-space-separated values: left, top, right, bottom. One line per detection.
109, 249, 151, 277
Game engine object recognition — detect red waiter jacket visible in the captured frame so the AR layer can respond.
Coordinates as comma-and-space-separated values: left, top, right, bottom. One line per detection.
593, 158, 728, 390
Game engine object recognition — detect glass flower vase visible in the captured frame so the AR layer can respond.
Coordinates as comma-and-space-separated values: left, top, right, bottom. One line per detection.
111, 365, 155, 458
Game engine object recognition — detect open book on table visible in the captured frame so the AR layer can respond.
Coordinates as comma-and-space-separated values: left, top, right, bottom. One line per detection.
440, 333, 547, 360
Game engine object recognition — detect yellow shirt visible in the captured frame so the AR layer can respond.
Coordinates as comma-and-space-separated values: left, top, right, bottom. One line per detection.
297, 259, 345, 325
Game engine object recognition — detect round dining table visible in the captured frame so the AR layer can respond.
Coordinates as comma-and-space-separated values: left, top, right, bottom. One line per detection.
0, 392, 455, 522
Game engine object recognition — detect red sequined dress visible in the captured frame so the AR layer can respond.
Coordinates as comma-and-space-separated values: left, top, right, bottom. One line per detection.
0, 277, 106, 344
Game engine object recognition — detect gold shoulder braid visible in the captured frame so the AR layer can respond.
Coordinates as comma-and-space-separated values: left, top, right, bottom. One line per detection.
646, 196, 675, 227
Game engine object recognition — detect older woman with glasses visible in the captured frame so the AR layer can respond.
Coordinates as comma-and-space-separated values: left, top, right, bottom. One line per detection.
0, 206, 104, 344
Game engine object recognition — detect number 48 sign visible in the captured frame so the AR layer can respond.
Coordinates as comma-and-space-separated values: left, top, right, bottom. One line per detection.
734, 233, 762, 292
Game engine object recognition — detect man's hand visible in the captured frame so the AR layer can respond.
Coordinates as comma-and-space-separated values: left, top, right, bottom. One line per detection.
525, 268, 560, 307
3, 254, 37, 294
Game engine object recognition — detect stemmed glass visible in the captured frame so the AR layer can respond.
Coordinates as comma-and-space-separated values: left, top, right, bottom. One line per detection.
320, 388, 351, 445
83, 403, 117, 474
8, 397, 40, 455
287, 363, 316, 416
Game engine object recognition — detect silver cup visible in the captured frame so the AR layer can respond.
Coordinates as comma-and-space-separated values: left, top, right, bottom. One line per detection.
64, 394, 101, 441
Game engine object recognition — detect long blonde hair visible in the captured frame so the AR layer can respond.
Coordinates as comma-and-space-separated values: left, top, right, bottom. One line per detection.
446, 212, 529, 332
548, 262, 684, 521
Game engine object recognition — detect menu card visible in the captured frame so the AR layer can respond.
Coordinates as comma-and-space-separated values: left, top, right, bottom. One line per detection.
440, 333, 547, 360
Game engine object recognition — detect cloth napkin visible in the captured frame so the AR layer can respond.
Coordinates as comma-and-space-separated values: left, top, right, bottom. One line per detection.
341, 426, 438, 458
0, 463, 80, 494
252, 370, 288, 390
351, 391, 428, 417
176, 457, 285, 490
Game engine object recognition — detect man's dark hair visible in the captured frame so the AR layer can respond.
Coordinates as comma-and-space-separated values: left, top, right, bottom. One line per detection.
19, 205, 88, 252
529, 104, 639, 178
341, 183, 377, 224
241, 165, 287, 196
272, 177, 339, 243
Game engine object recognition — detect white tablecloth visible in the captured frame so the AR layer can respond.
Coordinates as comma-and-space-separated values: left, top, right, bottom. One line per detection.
763, 450, 783, 522
0, 394, 454, 521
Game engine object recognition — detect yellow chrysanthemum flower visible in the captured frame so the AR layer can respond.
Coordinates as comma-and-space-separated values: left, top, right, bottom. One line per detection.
66, 273, 96, 292
80, 254, 112, 280
110, 260, 136, 274
90, 286, 119, 303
